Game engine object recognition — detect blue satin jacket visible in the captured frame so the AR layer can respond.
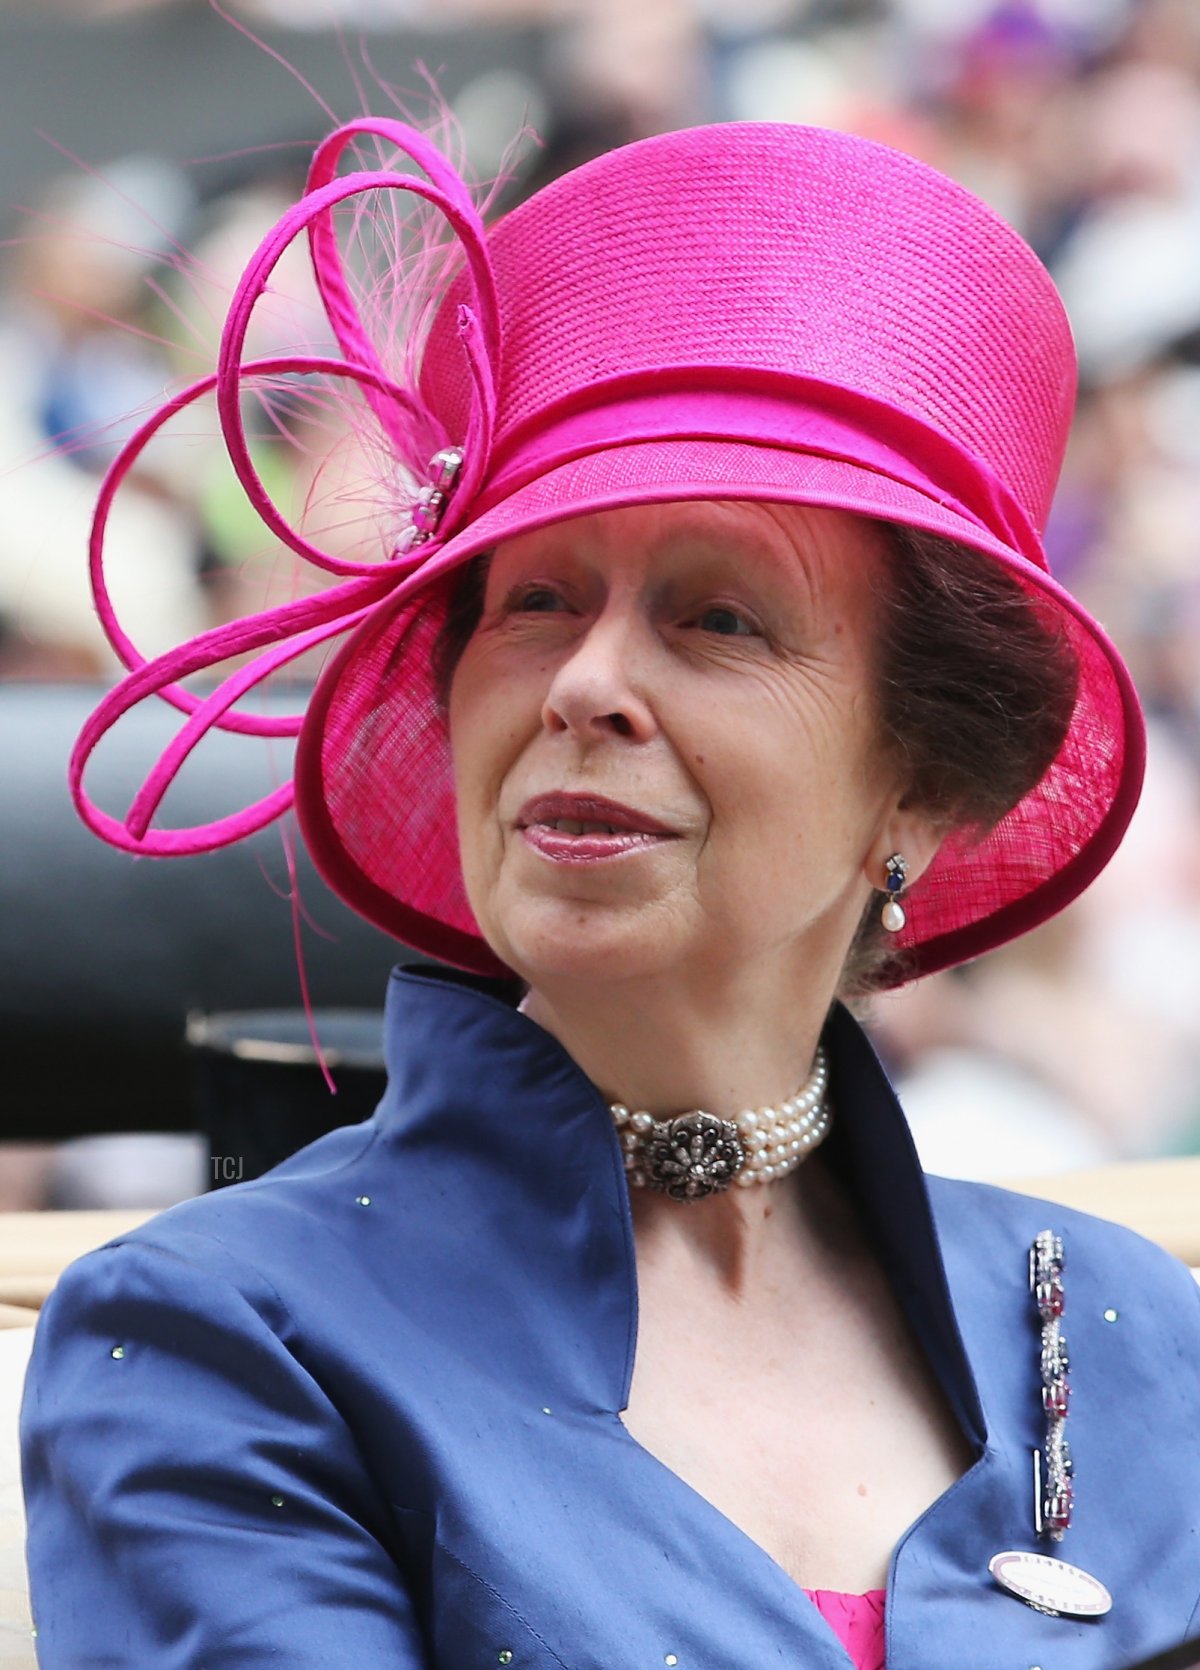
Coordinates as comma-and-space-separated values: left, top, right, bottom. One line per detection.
19, 965, 1200, 1666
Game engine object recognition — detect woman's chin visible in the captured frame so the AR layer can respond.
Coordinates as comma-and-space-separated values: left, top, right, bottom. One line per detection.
484, 896, 683, 989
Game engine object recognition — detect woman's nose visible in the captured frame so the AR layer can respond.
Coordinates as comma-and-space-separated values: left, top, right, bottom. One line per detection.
540, 612, 656, 744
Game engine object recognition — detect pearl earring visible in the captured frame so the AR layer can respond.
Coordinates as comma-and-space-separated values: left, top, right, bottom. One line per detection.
881, 853, 907, 932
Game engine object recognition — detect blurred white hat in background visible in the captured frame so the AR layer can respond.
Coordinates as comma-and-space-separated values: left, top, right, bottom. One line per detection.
1055, 197, 1200, 382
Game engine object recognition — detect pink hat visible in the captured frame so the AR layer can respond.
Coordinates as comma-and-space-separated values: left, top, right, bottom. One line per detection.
72, 117, 1145, 985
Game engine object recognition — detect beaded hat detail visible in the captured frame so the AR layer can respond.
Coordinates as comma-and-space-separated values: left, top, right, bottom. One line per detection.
72, 117, 1145, 984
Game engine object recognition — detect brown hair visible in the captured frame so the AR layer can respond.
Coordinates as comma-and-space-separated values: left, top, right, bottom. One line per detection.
843, 522, 1079, 994
432, 521, 1080, 996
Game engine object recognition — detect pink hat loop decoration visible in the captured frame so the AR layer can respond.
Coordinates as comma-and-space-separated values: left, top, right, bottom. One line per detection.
71, 568, 392, 853
304, 116, 498, 467
86, 353, 428, 735
213, 162, 501, 570
73, 117, 503, 860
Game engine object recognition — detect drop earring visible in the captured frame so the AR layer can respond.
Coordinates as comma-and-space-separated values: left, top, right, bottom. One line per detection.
881, 853, 908, 932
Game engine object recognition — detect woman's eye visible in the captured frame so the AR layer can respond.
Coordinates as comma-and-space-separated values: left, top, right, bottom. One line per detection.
689, 605, 758, 637
508, 585, 565, 613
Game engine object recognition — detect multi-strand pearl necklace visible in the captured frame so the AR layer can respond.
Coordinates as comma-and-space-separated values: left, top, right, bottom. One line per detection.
609, 1046, 831, 1201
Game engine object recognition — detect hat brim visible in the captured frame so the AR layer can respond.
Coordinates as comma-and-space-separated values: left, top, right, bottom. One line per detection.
296, 437, 1145, 985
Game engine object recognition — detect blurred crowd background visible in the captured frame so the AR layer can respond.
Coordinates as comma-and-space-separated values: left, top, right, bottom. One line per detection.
2, 0, 1200, 1210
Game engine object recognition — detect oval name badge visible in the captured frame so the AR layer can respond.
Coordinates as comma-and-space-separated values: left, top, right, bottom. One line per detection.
989, 1550, 1113, 1618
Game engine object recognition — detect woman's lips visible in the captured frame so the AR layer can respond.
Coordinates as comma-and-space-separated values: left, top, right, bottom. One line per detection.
521, 825, 669, 863
516, 793, 678, 864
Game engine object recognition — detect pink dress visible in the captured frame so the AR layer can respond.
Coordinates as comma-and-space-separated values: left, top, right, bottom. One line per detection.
802, 1590, 886, 1670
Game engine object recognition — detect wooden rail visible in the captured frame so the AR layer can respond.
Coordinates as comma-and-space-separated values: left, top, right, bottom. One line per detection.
0, 1160, 1196, 1331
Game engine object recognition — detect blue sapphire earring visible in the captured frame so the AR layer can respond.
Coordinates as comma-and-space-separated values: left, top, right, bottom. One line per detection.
881, 853, 907, 932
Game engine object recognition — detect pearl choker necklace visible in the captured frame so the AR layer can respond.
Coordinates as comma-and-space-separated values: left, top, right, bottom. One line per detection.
610, 1046, 831, 1201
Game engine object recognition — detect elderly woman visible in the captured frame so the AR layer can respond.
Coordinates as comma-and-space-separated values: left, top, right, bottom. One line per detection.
19, 119, 1200, 1668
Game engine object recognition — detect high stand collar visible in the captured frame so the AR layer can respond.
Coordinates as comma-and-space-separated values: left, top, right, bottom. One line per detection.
378, 962, 985, 1450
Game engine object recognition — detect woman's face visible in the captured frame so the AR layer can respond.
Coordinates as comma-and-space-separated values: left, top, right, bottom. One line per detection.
448, 500, 919, 995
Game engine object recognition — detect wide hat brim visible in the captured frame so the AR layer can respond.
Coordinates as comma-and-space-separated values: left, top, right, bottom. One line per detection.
295, 433, 1145, 986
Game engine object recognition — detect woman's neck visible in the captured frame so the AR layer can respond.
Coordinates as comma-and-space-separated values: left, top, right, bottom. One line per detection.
519, 962, 835, 1122
518, 961, 843, 1291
